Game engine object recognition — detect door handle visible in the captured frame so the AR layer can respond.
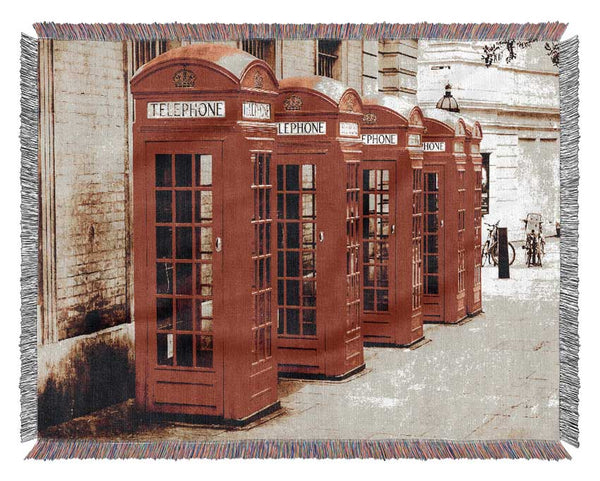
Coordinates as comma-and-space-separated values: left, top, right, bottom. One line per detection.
440, 220, 444, 228
391, 224, 396, 235
319, 231, 324, 243
215, 237, 222, 252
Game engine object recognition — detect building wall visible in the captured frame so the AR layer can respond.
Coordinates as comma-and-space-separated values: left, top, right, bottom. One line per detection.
38, 40, 134, 429
417, 40, 560, 238
379, 40, 418, 102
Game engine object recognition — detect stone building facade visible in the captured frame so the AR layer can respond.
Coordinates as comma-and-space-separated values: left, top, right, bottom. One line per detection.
417, 40, 560, 237
37, 38, 557, 428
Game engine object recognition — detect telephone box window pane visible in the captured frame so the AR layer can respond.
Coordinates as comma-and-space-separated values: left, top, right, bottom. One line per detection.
427, 235, 439, 254
176, 191, 192, 223
376, 290, 389, 311
286, 194, 299, 219
286, 309, 300, 335
364, 265, 375, 287
427, 214, 438, 232
277, 280, 284, 305
303, 309, 316, 336
156, 262, 173, 294
155, 154, 172, 187
285, 165, 299, 191
302, 223, 316, 249
156, 191, 172, 223
176, 227, 192, 259
426, 173, 439, 191
302, 165, 315, 190
302, 281, 316, 306
195, 154, 212, 187
176, 263, 192, 295
195, 227, 212, 260
286, 280, 300, 306
157, 333, 173, 366
426, 276, 439, 295
196, 335, 213, 368
176, 334, 193, 366
364, 290, 374, 311
195, 191, 212, 222
286, 222, 299, 248
302, 251, 315, 276
197, 263, 213, 296
156, 226, 172, 259
176, 298, 193, 331
156, 298, 173, 330
302, 194, 316, 218
377, 266, 389, 287
175, 154, 192, 187
427, 256, 439, 274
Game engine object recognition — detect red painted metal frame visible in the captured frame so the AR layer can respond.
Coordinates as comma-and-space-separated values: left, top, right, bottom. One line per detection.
131, 45, 279, 422
465, 122, 483, 316
422, 114, 468, 324
274, 78, 365, 379
360, 101, 425, 346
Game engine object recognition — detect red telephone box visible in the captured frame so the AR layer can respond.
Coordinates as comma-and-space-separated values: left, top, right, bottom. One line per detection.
465, 121, 483, 316
360, 96, 425, 346
131, 44, 280, 423
274, 77, 365, 379
421, 109, 469, 324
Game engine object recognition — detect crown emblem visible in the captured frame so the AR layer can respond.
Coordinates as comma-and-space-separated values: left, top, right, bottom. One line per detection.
284, 95, 303, 111
363, 113, 377, 125
341, 94, 357, 112
254, 71, 264, 89
173, 68, 196, 88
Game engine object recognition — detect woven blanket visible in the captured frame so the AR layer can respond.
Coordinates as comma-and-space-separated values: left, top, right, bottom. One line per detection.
19, 22, 579, 460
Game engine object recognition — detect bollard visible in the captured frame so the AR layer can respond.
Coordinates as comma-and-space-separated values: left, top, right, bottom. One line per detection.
497, 227, 510, 279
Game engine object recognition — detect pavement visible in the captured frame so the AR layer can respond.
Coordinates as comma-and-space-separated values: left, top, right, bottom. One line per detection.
43, 237, 560, 441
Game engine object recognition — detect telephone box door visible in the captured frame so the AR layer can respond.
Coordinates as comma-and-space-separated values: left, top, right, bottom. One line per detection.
361, 164, 397, 340
422, 166, 445, 322
143, 141, 224, 415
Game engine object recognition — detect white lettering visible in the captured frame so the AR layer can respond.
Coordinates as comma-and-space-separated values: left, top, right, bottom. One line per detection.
243, 102, 271, 120
423, 141, 446, 152
277, 121, 327, 136
339, 122, 359, 137
147, 101, 226, 119
362, 133, 398, 145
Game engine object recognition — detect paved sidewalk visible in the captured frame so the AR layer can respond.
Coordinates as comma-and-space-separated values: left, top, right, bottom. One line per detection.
44, 238, 560, 441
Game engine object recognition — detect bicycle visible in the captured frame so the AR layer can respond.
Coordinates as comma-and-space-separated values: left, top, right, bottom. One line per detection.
481, 220, 516, 266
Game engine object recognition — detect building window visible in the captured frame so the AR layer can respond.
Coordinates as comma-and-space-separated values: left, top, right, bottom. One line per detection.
241, 40, 275, 69
481, 153, 490, 215
132, 40, 168, 73
317, 40, 341, 79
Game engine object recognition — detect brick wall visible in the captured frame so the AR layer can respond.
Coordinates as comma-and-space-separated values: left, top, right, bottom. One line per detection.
51, 40, 130, 340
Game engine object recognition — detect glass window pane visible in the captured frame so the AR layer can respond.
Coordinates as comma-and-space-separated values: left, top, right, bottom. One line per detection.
286, 309, 300, 335
286, 280, 300, 306
176, 227, 192, 259
156, 297, 173, 330
196, 335, 213, 368
195, 227, 212, 260
195, 191, 212, 222
286, 194, 299, 219
155, 154, 172, 187
376, 290, 389, 311
195, 154, 212, 186
176, 334, 193, 366
196, 263, 213, 296
156, 262, 173, 294
286, 165, 299, 190
286, 222, 299, 248
156, 191, 172, 223
302, 194, 316, 218
176, 191, 192, 223
156, 226, 172, 259
302, 165, 315, 190
175, 154, 192, 187
363, 290, 374, 311
176, 298, 193, 330
176, 263, 192, 295
286, 251, 299, 277
157, 333, 173, 365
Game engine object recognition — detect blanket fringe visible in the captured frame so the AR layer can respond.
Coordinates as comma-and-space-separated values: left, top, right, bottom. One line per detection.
33, 22, 567, 41
26, 439, 570, 460
558, 36, 580, 448
20, 34, 39, 443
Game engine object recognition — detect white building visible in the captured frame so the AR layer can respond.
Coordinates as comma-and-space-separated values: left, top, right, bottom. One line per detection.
417, 40, 560, 238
